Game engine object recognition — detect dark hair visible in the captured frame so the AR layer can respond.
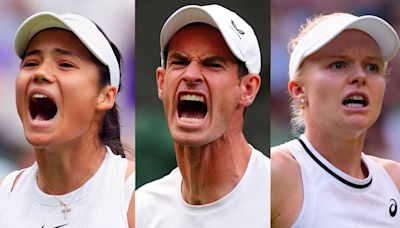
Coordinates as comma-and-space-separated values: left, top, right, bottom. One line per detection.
93, 24, 125, 158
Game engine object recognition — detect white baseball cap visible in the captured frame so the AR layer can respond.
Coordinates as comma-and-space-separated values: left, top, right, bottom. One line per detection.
289, 13, 400, 79
14, 12, 120, 91
160, 4, 261, 74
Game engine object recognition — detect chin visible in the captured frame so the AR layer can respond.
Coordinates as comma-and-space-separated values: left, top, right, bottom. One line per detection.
25, 133, 53, 148
171, 131, 213, 147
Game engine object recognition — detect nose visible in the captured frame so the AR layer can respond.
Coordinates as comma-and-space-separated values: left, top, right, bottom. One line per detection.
31, 64, 55, 84
183, 61, 203, 85
348, 63, 367, 86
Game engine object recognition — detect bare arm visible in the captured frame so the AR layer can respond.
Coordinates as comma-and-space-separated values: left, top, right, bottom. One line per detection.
128, 193, 135, 228
125, 161, 135, 228
271, 145, 303, 228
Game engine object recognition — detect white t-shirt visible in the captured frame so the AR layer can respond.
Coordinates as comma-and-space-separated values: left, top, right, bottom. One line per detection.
0, 147, 135, 228
286, 135, 400, 227
136, 145, 270, 228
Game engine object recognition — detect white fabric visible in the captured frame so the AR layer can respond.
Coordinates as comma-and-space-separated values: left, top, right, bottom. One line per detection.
285, 135, 400, 227
136, 145, 270, 228
14, 12, 120, 91
0, 147, 135, 228
289, 14, 399, 79
160, 4, 261, 73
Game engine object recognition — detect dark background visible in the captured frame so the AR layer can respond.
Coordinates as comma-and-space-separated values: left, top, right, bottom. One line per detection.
136, 0, 270, 188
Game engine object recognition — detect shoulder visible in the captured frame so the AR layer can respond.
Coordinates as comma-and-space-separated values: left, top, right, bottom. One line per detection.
271, 144, 303, 227
136, 168, 180, 207
136, 168, 181, 225
367, 155, 400, 191
125, 161, 135, 181
137, 168, 180, 195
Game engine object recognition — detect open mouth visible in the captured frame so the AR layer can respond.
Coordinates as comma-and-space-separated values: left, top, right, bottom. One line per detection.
342, 95, 368, 108
29, 93, 57, 121
178, 94, 207, 123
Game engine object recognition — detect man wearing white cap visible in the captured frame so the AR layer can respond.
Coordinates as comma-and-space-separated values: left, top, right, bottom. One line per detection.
271, 13, 400, 227
136, 4, 270, 228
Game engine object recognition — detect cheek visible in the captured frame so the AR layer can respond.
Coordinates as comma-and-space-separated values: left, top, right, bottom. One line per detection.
15, 73, 29, 114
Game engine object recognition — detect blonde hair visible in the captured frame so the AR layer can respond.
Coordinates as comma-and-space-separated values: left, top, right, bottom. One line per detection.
288, 12, 351, 135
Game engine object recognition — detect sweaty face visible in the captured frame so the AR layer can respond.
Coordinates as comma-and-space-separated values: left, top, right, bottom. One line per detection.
157, 24, 242, 146
16, 29, 101, 148
299, 29, 386, 136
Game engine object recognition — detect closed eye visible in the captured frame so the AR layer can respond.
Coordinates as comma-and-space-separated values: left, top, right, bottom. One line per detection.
21, 60, 39, 68
59, 62, 75, 68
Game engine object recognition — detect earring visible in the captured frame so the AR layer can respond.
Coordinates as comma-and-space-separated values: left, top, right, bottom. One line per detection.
299, 95, 305, 109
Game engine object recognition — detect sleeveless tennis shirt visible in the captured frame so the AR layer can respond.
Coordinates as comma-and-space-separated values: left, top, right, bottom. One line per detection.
136, 145, 270, 228
286, 135, 400, 227
0, 147, 135, 227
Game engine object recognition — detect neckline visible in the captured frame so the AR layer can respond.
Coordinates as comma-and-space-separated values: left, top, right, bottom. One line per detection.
179, 144, 257, 212
298, 135, 372, 189
31, 148, 110, 206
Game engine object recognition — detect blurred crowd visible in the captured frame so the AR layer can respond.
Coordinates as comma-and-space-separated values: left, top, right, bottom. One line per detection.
0, 0, 134, 177
271, 0, 400, 161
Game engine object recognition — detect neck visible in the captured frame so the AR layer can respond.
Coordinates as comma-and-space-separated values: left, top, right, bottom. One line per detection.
304, 128, 367, 179
35, 138, 106, 195
176, 132, 251, 205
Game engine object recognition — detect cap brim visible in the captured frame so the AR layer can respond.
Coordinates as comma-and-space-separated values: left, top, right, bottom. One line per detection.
15, 12, 70, 58
160, 5, 245, 63
304, 15, 399, 62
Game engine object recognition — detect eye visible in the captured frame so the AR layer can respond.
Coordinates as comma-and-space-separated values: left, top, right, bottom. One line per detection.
22, 61, 38, 67
21, 59, 39, 68
59, 61, 76, 69
171, 60, 188, 66
329, 61, 347, 71
207, 63, 223, 68
366, 63, 380, 73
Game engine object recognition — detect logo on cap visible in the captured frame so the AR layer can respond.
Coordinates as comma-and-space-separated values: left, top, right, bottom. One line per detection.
230, 20, 244, 39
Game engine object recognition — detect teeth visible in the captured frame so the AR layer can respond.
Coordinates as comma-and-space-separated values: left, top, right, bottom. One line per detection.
180, 117, 203, 123
345, 103, 364, 108
180, 94, 205, 103
32, 93, 47, 99
348, 95, 364, 101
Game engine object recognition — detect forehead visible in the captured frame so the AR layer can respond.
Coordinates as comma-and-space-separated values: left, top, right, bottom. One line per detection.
25, 28, 93, 59
308, 29, 383, 60
167, 23, 236, 60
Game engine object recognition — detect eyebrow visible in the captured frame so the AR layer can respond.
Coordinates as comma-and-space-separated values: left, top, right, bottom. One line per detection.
168, 52, 231, 64
323, 54, 383, 62
23, 48, 83, 60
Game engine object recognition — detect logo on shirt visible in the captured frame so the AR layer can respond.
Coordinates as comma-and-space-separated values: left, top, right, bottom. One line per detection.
389, 199, 397, 217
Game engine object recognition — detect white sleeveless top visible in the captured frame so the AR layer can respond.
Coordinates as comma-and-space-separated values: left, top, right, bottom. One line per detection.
285, 135, 400, 227
136, 145, 270, 228
0, 147, 135, 228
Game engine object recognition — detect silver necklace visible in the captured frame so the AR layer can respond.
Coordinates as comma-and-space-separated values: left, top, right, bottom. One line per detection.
36, 172, 84, 220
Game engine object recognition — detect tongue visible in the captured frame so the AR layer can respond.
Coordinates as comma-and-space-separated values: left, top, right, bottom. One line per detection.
35, 113, 48, 121
180, 110, 205, 119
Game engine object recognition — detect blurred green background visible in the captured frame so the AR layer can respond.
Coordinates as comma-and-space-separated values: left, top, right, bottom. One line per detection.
136, 0, 270, 188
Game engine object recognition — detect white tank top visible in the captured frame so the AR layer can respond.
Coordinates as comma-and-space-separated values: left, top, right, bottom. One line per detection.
136, 145, 270, 228
286, 135, 400, 227
0, 147, 135, 228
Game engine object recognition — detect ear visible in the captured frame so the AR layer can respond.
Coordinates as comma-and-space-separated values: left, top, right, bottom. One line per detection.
96, 85, 117, 111
239, 73, 261, 107
288, 79, 305, 100
156, 67, 165, 100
